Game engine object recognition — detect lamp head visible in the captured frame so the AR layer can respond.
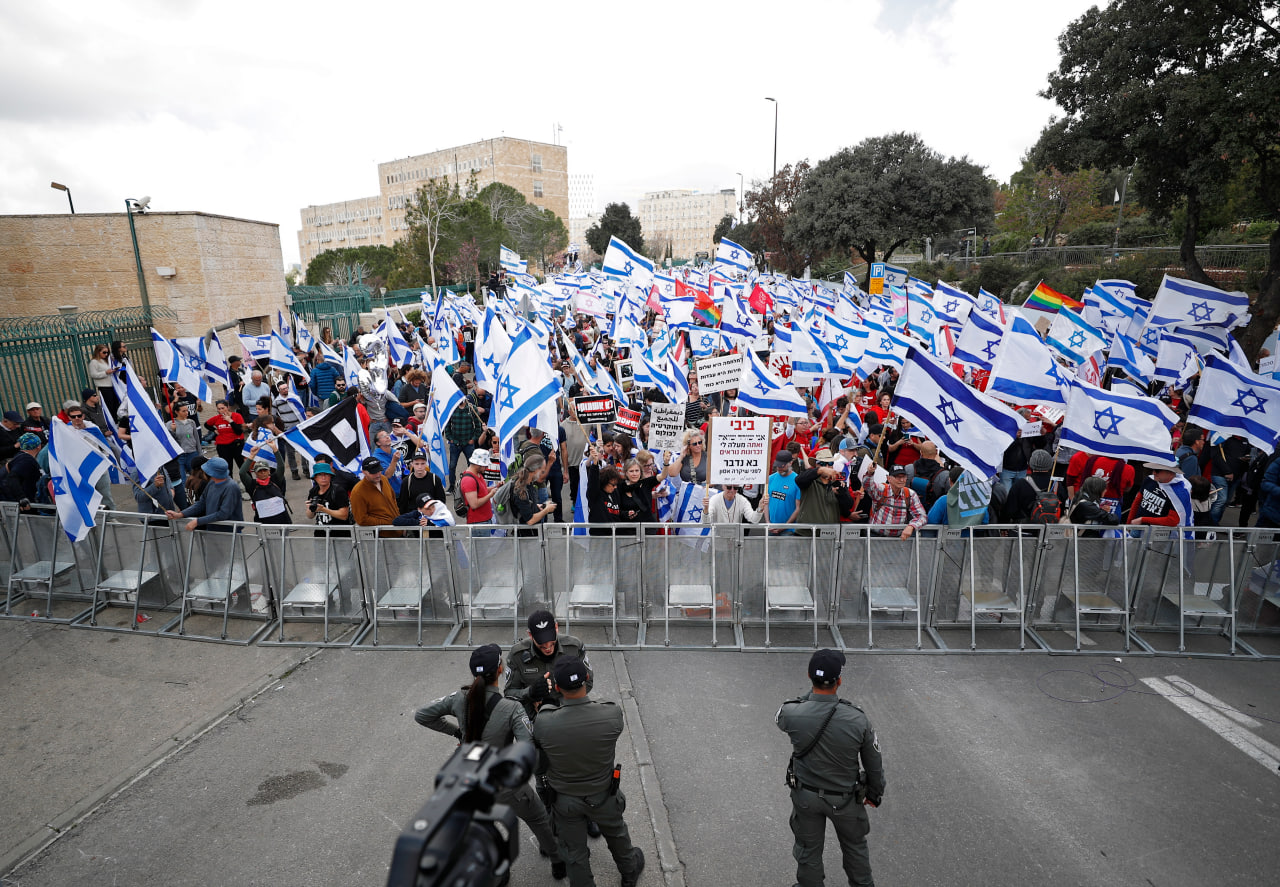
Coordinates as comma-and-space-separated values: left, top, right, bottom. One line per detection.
50, 181, 68, 192
127, 196, 151, 212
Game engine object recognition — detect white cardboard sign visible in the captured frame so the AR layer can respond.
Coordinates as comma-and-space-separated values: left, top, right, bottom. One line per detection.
649, 402, 687, 451
708, 416, 770, 486
695, 353, 746, 394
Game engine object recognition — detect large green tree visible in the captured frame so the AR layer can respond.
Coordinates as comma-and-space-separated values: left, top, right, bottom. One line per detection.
786, 134, 994, 285
585, 202, 643, 256
740, 162, 812, 275
1035, 0, 1280, 357
304, 244, 397, 287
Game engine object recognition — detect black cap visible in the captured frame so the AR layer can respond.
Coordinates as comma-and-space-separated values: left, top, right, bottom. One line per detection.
527, 609, 556, 644
416, 492, 436, 508
553, 656, 588, 690
808, 649, 845, 686
774, 451, 793, 465
889, 465, 907, 477
469, 643, 501, 676
362, 457, 384, 473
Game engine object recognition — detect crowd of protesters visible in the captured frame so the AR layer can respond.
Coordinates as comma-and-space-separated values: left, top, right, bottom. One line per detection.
2, 308, 1278, 546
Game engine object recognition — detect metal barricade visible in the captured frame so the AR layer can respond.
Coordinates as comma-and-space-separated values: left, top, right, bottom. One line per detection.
1026, 526, 1147, 653
77, 510, 185, 634
449, 525, 546, 645
0, 502, 17, 588
541, 524, 643, 647
739, 526, 839, 649
353, 526, 462, 648
1130, 527, 1245, 656
927, 526, 1041, 652
642, 522, 737, 649
831, 525, 935, 650
1233, 527, 1280, 656
162, 523, 274, 644
3, 506, 93, 622
260, 525, 366, 646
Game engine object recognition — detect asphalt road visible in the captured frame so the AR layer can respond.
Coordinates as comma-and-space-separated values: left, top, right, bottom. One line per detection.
3, 620, 1279, 887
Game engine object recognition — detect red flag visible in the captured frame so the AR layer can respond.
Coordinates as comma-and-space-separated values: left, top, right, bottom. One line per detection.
749, 283, 774, 314
645, 284, 663, 315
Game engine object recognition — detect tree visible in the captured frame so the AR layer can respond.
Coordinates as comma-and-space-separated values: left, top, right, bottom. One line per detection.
304, 245, 397, 287
742, 161, 811, 276
786, 134, 994, 286
585, 203, 643, 256
1036, 2, 1278, 287
444, 239, 482, 291
997, 163, 1111, 244
399, 178, 465, 294
285, 268, 300, 287
712, 214, 736, 244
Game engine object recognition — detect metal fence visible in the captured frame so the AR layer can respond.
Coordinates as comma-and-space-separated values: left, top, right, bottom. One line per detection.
287, 285, 372, 342
6, 507, 1280, 659
0, 307, 167, 417
929, 244, 1270, 274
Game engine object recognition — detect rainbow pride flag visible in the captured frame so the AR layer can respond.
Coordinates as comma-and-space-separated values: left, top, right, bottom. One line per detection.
1023, 281, 1085, 314
692, 287, 722, 327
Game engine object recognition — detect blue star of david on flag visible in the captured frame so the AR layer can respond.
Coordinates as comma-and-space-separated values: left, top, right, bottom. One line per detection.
1093, 406, 1123, 439
483, 353, 502, 378
1188, 300, 1214, 323
944, 299, 959, 315
1069, 331, 1087, 349
937, 396, 962, 431
729, 249, 739, 260
981, 338, 999, 361
1233, 388, 1267, 416
623, 261, 633, 275
880, 336, 893, 351
498, 377, 519, 410
754, 378, 772, 395
52, 477, 68, 496
834, 335, 849, 350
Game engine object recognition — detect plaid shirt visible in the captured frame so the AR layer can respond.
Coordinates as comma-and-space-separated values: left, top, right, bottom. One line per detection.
444, 395, 483, 445
866, 481, 927, 532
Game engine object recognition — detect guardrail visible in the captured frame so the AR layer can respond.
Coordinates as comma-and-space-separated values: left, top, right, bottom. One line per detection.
4, 505, 1277, 658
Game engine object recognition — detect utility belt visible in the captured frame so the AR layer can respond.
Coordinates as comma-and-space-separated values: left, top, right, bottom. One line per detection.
541, 764, 622, 807
791, 778, 866, 805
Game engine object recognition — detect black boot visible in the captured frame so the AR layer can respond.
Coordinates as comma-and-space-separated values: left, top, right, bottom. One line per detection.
586, 819, 601, 838
620, 848, 645, 887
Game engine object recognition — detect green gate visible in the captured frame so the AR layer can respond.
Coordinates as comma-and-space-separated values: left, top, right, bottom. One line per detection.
287, 285, 371, 343
0, 307, 168, 418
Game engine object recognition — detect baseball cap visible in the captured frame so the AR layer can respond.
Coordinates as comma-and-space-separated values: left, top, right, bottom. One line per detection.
311, 462, 333, 476
888, 465, 908, 477
362, 457, 384, 473
415, 492, 437, 508
527, 609, 556, 644
469, 643, 502, 676
2, 411, 20, 423
469, 449, 492, 468
204, 457, 230, 479
838, 438, 855, 452
410, 450, 427, 462
553, 656, 588, 690
774, 451, 793, 465
26, 402, 41, 411
808, 648, 845, 686
254, 460, 273, 472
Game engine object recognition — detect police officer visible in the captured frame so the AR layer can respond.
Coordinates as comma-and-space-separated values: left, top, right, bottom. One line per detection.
532, 657, 645, 887
505, 609, 593, 716
415, 644, 566, 880
776, 649, 885, 887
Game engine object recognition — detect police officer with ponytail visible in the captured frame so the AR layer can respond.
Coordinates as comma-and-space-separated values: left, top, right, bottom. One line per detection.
415, 644, 567, 880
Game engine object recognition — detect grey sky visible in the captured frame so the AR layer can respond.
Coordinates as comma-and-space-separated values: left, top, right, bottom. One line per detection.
1, 0, 1096, 267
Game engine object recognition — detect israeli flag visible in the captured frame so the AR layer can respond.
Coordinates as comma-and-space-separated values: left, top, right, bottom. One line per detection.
317, 340, 344, 369
602, 235, 655, 292
1150, 274, 1251, 329
1086, 280, 1138, 319
973, 288, 1004, 324
48, 420, 109, 542
294, 315, 317, 354
1188, 353, 1280, 452
1061, 380, 1179, 466
1154, 331, 1201, 387
475, 307, 513, 393
376, 318, 415, 367
276, 309, 292, 342
494, 325, 560, 449
673, 478, 708, 533
593, 359, 630, 407
204, 332, 231, 388
422, 356, 465, 484
559, 329, 599, 396
500, 244, 525, 274
861, 320, 911, 369
736, 350, 807, 417
1172, 322, 1233, 357
932, 281, 975, 327
151, 328, 212, 402
986, 315, 1070, 407
791, 323, 844, 376
1046, 307, 1108, 365
242, 425, 277, 466
269, 331, 306, 378
714, 238, 753, 275
820, 311, 868, 371
342, 346, 362, 387
121, 362, 183, 482
690, 327, 721, 359
572, 454, 592, 534
1105, 330, 1154, 384
953, 309, 1004, 371
239, 334, 271, 362
893, 345, 1021, 481
907, 289, 940, 345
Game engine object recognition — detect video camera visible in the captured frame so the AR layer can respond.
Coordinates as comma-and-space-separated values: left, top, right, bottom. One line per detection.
385, 740, 537, 887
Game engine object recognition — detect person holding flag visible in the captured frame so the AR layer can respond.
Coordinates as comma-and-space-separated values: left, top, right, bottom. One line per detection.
1127, 463, 1193, 527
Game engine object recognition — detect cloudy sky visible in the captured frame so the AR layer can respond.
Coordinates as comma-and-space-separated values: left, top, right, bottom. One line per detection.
2, 0, 1097, 267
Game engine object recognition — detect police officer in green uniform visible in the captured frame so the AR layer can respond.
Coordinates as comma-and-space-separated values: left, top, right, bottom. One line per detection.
415, 643, 567, 881
532, 657, 645, 887
776, 649, 885, 887
505, 609, 593, 715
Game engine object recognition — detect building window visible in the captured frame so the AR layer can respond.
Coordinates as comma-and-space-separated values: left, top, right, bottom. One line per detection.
532, 154, 542, 172
533, 181, 544, 198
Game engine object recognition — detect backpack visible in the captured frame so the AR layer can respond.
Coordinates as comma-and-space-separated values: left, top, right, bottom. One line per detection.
490, 481, 518, 525
0, 461, 24, 503
923, 468, 951, 509
1028, 485, 1063, 524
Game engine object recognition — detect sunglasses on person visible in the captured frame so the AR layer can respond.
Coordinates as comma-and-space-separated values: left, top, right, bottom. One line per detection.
68, 413, 83, 419
690, 440, 704, 446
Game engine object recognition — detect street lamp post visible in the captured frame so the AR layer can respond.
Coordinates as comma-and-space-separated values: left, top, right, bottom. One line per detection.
736, 171, 744, 222
125, 197, 153, 320
50, 182, 74, 213
764, 97, 778, 181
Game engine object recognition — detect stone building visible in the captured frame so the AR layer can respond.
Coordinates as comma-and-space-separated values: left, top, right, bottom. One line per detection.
0, 211, 287, 338
638, 188, 738, 261
298, 137, 569, 272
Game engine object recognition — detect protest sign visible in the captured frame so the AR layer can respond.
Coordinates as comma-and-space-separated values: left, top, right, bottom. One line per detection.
615, 358, 635, 392
615, 407, 640, 433
574, 395, 617, 425
695, 353, 745, 394
648, 402, 686, 451
708, 416, 770, 485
